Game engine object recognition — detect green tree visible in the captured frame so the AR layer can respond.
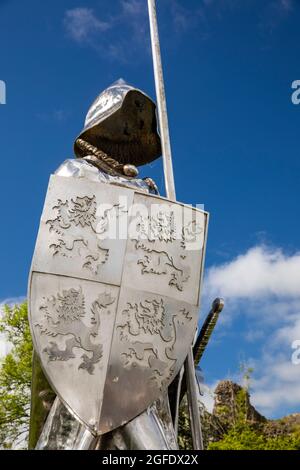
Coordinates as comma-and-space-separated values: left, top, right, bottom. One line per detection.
208, 386, 300, 450
1, 303, 300, 451
208, 422, 300, 450
178, 397, 193, 450
0, 302, 32, 448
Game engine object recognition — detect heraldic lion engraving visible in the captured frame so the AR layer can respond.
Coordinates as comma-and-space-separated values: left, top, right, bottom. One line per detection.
35, 287, 115, 375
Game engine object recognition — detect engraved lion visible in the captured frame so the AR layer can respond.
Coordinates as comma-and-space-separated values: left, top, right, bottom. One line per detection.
117, 299, 178, 388
46, 196, 109, 275
35, 287, 115, 375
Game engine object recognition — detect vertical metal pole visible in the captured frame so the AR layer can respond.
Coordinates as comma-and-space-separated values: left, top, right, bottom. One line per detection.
147, 0, 176, 200
148, 0, 203, 450
185, 348, 204, 450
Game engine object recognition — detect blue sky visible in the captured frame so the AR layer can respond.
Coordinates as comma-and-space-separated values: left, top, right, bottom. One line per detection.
0, 0, 300, 419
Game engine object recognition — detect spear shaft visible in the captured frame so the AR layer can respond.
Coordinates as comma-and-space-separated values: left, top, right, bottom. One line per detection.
147, 0, 176, 200
148, 0, 204, 449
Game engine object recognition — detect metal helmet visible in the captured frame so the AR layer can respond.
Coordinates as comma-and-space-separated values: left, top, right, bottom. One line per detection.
74, 79, 161, 167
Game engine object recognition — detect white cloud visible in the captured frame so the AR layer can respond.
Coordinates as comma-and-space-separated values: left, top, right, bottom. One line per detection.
63, 3, 148, 61
63, 1, 295, 56
36, 109, 70, 123
121, 0, 145, 17
204, 245, 300, 417
0, 297, 25, 358
0, 337, 9, 357
276, 317, 300, 345
63, 1, 207, 60
170, 1, 199, 33
251, 355, 300, 413
199, 384, 215, 413
0, 296, 25, 312
201, 0, 293, 11
64, 8, 111, 44
259, 0, 294, 36
206, 246, 300, 300
278, 0, 293, 12
0, 296, 25, 306
200, 0, 295, 39
121, 0, 148, 40
120, 0, 200, 34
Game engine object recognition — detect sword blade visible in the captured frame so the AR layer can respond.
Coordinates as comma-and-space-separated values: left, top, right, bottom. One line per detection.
194, 298, 225, 366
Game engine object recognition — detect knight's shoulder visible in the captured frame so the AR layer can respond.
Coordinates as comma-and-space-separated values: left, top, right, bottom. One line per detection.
54, 158, 99, 179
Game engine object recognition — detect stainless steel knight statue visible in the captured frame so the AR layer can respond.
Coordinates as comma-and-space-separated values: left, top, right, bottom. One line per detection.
28, 80, 208, 450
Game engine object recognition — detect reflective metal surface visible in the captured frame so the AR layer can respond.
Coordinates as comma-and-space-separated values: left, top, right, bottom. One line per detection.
56, 158, 157, 193
123, 192, 206, 305
30, 273, 119, 431
98, 394, 177, 450
36, 397, 94, 450
100, 287, 199, 434
31, 174, 134, 287
28, 352, 55, 449
37, 394, 177, 450
74, 79, 161, 166
29, 167, 208, 435
185, 348, 203, 450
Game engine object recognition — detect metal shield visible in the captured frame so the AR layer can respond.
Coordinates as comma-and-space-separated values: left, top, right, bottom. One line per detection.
28, 175, 208, 435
